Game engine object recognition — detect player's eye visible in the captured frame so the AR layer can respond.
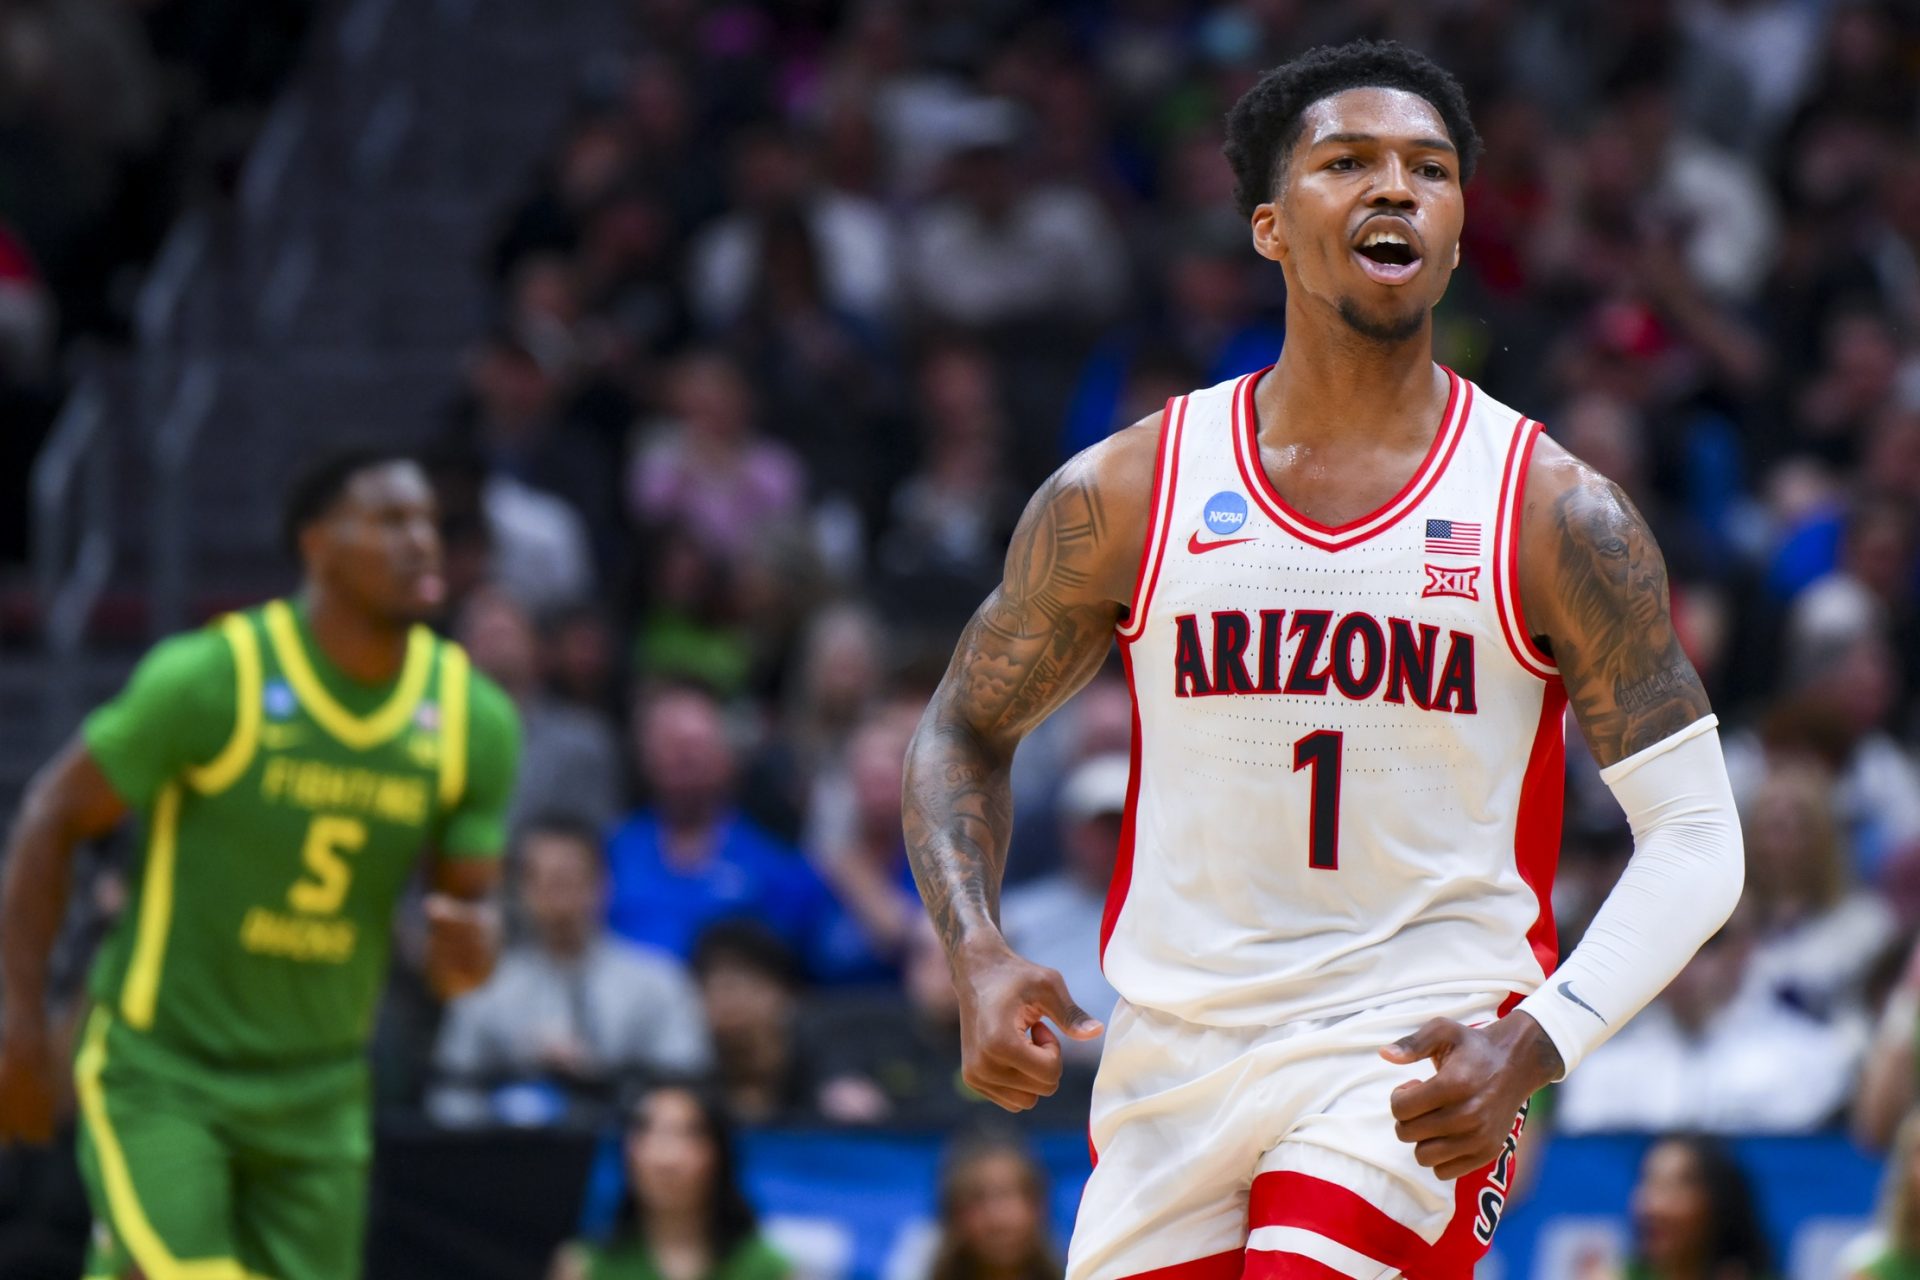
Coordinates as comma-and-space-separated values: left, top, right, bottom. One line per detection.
1327, 156, 1360, 171
1418, 162, 1449, 180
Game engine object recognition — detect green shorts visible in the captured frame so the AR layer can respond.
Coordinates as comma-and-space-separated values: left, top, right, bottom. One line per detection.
73, 1008, 372, 1280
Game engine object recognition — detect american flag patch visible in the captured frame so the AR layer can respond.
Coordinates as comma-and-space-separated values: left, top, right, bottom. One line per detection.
1425, 518, 1481, 556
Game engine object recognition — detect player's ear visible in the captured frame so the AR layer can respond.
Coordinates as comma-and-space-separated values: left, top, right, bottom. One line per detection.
297, 520, 328, 575
1251, 202, 1287, 265
1452, 240, 1460, 270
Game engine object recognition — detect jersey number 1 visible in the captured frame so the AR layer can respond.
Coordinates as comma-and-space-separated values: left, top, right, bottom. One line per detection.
1292, 730, 1342, 870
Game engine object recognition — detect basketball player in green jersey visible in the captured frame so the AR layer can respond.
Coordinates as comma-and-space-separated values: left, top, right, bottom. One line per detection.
0, 450, 521, 1280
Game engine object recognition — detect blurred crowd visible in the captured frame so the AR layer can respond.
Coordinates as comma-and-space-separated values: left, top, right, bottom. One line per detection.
0, 0, 316, 564
402, 0, 1920, 1144
394, 0, 1920, 1270
25, 0, 1920, 1274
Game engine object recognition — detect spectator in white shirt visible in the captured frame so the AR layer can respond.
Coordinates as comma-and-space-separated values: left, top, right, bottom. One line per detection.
1743, 759, 1896, 1021
1556, 903, 1860, 1135
431, 821, 710, 1125
997, 753, 1128, 1061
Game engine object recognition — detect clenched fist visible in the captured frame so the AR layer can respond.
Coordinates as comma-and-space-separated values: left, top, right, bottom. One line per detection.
951, 936, 1104, 1112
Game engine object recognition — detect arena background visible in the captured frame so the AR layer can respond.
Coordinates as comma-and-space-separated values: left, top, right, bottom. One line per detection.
3, 0, 1919, 1276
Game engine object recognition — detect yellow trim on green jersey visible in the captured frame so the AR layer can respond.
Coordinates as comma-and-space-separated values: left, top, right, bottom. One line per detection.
120, 783, 183, 1030
76, 1010, 257, 1280
184, 615, 262, 796
263, 600, 434, 750
437, 644, 470, 812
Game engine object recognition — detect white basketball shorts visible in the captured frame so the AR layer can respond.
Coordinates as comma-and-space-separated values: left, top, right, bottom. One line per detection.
1065, 991, 1529, 1280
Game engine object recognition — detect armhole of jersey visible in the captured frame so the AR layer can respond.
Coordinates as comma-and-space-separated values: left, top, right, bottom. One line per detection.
437, 642, 472, 813
1116, 395, 1187, 643
1494, 417, 1560, 681
184, 614, 262, 795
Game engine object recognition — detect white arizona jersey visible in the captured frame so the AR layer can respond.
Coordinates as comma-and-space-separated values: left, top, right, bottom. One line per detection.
1100, 366, 1564, 1029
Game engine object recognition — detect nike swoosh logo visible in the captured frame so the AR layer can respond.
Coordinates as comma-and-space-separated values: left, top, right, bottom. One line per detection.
1187, 532, 1257, 554
1558, 981, 1607, 1024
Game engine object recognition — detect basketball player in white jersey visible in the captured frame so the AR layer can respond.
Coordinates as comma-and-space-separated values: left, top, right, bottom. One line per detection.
904, 39, 1745, 1280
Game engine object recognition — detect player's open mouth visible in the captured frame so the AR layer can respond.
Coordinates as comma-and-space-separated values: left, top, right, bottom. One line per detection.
1351, 223, 1422, 284
411, 570, 447, 605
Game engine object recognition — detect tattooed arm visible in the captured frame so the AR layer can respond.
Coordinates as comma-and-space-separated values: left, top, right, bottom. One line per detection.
1520, 437, 1713, 766
1387, 435, 1741, 1180
903, 417, 1160, 1111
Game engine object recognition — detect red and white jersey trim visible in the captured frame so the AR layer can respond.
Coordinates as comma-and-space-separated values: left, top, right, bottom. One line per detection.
1102, 366, 1566, 1030
1232, 367, 1471, 552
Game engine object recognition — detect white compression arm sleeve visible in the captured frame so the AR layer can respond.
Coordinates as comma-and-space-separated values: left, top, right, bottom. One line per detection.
1513, 715, 1744, 1078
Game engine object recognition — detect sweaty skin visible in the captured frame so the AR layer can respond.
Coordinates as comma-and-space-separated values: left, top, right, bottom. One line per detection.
903, 86, 1712, 1182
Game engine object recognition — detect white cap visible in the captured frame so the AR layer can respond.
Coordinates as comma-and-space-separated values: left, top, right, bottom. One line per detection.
1060, 753, 1131, 822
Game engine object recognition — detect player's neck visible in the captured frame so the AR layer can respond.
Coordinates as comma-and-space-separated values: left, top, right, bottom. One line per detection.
1260, 315, 1441, 450
298, 590, 413, 686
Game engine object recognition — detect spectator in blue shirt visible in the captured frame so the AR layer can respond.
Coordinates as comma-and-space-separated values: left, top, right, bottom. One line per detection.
605, 684, 824, 961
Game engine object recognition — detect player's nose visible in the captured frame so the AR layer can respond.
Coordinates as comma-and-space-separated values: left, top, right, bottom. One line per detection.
1366, 155, 1416, 208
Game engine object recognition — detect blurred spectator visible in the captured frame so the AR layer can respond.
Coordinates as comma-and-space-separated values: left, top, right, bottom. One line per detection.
721, 202, 899, 520
901, 104, 1128, 331
1062, 228, 1280, 456
808, 912, 966, 1127
0, 223, 56, 564
431, 821, 710, 1126
605, 685, 821, 962
875, 342, 1022, 632
455, 330, 627, 567
927, 1129, 1062, 1280
632, 525, 755, 697
1006, 672, 1133, 884
741, 600, 889, 847
457, 588, 621, 839
549, 1083, 789, 1280
1855, 937, 1920, 1151
1556, 906, 1858, 1134
687, 121, 895, 334
627, 350, 806, 563
804, 705, 922, 986
495, 114, 637, 280
542, 601, 623, 717
1786, 492, 1917, 666
1583, 1134, 1772, 1280
1845, 1110, 1920, 1279
1679, 0, 1825, 153
1759, 640, 1920, 881
1742, 760, 1896, 1020
691, 923, 821, 1126
998, 753, 1129, 1060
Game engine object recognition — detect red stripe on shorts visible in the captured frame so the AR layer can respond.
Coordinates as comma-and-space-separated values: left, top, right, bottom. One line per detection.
1249, 1172, 1437, 1277
1241, 1251, 1356, 1280
1115, 1247, 1246, 1280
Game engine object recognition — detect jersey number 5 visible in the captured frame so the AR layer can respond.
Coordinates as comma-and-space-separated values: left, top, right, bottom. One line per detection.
1292, 730, 1342, 870
290, 815, 367, 915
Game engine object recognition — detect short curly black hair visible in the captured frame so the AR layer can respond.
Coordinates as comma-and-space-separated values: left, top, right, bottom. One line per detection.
1223, 40, 1481, 221
281, 447, 419, 559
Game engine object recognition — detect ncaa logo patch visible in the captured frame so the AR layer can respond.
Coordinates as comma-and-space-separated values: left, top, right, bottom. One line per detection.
263, 679, 297, 720
1203, 491, 1249, 535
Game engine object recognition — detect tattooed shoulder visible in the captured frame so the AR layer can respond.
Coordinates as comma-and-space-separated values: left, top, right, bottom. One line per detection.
1534, 458, 1712, 768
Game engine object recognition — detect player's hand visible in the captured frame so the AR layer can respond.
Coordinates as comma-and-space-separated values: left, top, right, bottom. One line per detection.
0, 1022, 59, 1145
1380, 1013, 1562, 1181
952, 936, 1103, 1113
423, 894, 500, 1001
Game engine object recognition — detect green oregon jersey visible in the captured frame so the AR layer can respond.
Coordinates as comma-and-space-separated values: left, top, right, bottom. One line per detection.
84, 599, 519, 1065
